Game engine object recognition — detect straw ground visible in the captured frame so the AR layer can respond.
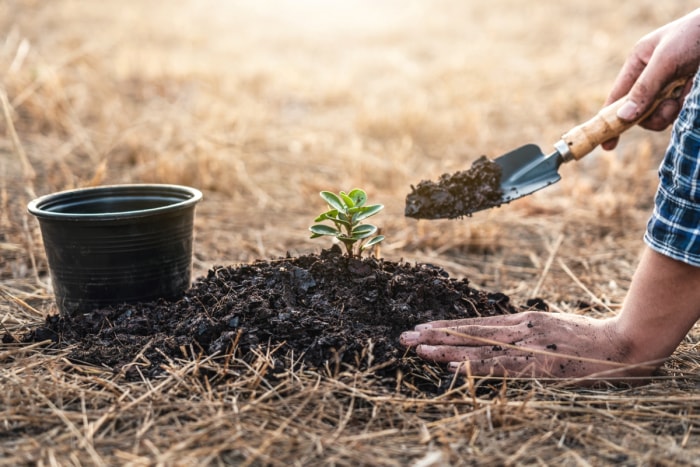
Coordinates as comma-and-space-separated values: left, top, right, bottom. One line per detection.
2, 0, 700, 464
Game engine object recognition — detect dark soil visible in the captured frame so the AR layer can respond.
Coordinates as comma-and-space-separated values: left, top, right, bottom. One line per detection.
19, 246, 547, 394
405, 156, 504, 219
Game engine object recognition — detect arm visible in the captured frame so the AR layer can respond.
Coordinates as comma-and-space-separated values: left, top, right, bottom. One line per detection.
400, 248, 700, 383
602, 9, 700, 150
399, 11, 700, 384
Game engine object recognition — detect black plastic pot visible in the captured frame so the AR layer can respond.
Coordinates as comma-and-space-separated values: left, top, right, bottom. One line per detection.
28, 184, 202, 316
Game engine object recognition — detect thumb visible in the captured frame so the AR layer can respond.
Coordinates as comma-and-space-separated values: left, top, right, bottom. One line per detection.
615, 79, 659, 122
616, 72, 691, 125
615, 61, 676, 122
616, 97, 642, 122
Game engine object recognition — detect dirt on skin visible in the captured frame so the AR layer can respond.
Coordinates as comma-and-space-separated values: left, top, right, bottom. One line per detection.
16, 246, 549, 394
405, 156, 504, 219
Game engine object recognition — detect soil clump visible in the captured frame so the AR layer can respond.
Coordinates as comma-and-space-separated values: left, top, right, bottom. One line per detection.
19, 246, 547, 393
405, 156, 504, 219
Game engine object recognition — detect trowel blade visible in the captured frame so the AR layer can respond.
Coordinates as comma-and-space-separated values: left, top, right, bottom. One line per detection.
494, 144, 563, 205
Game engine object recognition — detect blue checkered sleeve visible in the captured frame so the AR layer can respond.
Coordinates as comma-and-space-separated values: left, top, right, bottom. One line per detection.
645, 70, 700, 266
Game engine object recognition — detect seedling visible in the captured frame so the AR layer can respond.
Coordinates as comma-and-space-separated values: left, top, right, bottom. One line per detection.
310, 189, 385, 258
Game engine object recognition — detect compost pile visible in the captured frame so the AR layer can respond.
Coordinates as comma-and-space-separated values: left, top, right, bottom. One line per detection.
22, 246, 546, 392
405, 155, 504, 219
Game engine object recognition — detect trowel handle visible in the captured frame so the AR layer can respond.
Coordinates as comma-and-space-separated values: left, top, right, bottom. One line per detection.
558, 77, 689, 161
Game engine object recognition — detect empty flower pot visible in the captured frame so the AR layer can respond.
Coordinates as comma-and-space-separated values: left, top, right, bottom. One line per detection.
28, 184, 203, 316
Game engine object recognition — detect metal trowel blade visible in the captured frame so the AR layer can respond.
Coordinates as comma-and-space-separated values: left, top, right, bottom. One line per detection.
494, 143, 563, 205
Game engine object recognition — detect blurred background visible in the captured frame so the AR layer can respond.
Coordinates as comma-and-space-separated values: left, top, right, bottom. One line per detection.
1, 0, 696, 313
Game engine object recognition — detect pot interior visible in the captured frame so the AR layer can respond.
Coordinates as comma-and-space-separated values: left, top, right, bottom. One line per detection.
28, 184, 202, 220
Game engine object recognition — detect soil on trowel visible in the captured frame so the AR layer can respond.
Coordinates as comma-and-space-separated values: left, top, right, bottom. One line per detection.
19, 246, 547, 394
405, 156, 504, 219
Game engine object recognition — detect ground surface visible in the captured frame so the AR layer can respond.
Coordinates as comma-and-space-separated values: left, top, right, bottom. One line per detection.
22, 246, 547, 394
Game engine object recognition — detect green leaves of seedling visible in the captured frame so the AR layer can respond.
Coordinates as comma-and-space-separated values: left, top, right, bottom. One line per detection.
310, 189, 385, 257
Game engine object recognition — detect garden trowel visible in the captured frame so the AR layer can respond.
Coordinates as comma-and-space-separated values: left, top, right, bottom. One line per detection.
406, 77, 688, 219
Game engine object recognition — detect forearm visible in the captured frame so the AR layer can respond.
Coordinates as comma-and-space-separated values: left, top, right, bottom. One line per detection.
612, 247, 700, 366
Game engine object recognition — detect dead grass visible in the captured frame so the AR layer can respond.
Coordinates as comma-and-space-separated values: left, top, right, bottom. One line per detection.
2, 0, 700, 464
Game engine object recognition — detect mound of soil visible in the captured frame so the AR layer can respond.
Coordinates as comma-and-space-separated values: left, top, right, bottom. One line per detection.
405, 155, 504, 219
19, 246, 547, 393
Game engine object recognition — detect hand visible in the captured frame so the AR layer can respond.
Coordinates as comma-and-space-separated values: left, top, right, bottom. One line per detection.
602, 9, 700, 150
400, 311, 658, 383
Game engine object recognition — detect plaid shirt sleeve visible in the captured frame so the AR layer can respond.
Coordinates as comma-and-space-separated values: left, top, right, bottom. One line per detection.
645, 69, 700, 266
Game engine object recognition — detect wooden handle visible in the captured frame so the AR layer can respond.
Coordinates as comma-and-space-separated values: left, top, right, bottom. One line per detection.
559, 77, 688, 161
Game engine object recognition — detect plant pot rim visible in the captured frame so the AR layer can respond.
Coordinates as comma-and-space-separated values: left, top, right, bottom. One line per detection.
27, 183, 203, 222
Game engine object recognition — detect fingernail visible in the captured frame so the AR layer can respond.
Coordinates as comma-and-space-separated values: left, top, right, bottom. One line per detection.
601, 139, 617, 151
400, 331, 420, 346
414, 323, 432, 331
617, 99, 638, 120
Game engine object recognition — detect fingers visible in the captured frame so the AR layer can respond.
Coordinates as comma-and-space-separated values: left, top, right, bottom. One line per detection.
412, 343, 550, 378
446, 353, 627, 380
412, 311, 534, 331
637, 77, 692, 130
602, 81, 685, 150
599, 76, 685, 150
448, 355, 543, 378
609, 35, 674, 122
602, 95, 679, 150
604, 48, 650, 107
600, 50, 661, 150
423, 345, 584, 379
601, 136, 619, 151
609, 63, 674, 124
400, 311, 549, 349
638, 98, 682, 131
413, 342, 536, 364
400, 313, 538, 349
401, 321, 532, 347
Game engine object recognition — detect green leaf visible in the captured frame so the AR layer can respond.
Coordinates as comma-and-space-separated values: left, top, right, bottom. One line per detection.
339, 192, 355, 208
310, 232, 323, 239
314, 210, 338, 222
320, 191, 345, 212
348, 189, 367, 207
352, 204, 384, 222
361, 235, 385, 249
351, 224, 377, 239
309, 224, 340, 236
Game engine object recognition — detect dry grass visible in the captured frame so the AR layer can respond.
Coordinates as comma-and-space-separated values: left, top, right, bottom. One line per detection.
2, 0, 700, 464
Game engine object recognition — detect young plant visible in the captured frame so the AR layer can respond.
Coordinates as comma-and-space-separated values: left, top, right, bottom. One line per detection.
309, 188, 385, 258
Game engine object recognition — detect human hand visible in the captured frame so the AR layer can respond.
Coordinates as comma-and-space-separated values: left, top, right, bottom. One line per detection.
400, 311, 658, 383
602, 9, 700, 150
